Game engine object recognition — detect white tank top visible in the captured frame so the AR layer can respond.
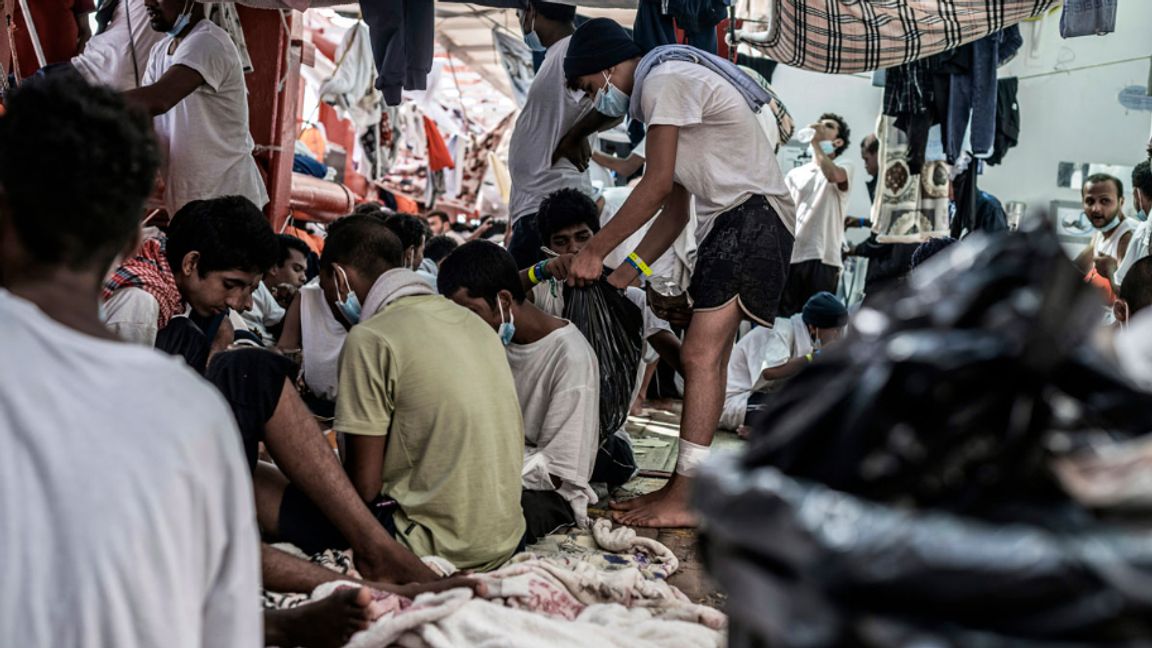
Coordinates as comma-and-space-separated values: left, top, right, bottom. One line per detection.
299, 279, 347, 401
1094, 218, 1135, 259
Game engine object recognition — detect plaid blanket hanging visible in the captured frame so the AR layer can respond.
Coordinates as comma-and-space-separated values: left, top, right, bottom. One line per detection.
753, 0, 1059, 74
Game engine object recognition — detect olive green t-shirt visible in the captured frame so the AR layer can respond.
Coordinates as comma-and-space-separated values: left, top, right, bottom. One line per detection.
336, 295, 525, 571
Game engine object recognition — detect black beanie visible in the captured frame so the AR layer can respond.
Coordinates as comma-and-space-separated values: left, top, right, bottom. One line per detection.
563, 18, 643, 80
801, 292, 849, 329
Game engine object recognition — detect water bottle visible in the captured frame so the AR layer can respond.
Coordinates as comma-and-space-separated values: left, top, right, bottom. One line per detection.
795, 127, 816, 144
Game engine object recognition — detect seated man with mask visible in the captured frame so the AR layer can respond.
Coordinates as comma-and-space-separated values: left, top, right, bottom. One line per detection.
438, 241, 601, 543
319, 215, 527, 571
721, 292, 848, 432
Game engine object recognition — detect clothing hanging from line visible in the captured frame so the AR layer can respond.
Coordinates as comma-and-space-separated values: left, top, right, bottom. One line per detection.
946, 26, 1022, 162
633, 0, 727, 54
359, 0, 435, 106
870, 116, 951, 245
1059, 0, 1118, 38
740, 0, 1058, 74
424, 116, 455, 173
987, 77, 1020, 166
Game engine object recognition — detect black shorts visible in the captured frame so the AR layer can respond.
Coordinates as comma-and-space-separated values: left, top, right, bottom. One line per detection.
278, 484, 399, 555
204, 348, 297, 470
779, 259, 841, 317
521, 490, 576, 546
690, 195, 794, 326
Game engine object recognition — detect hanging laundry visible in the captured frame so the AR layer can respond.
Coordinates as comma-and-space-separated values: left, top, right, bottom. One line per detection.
360, 0, 435, 106
870, 116, 951, 245
734, 52, 777, 83
424, 116, 455, 173
319, 21, 381, 131
987, 77, 1020, 166
1059, 0, 1118, 38
882, 54, 948, 174
742, 0, 1057, 74
946, 27, 1022, 162
633, 0, 727, 54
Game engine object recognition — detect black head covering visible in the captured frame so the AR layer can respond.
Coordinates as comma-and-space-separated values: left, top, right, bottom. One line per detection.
564, 18, 643, 80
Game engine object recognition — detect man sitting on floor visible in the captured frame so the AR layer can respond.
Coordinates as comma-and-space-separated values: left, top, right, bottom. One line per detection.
237, 234, 312, 345
721, 292, 848, 433
0, 67, 262, 648
438, 241, 601, 543
320, 215, 526, 571
528, 188, 683, 486
102, 195, 277, 372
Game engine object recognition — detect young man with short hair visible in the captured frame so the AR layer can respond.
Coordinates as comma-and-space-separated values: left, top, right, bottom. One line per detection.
238, 234, 312, 345
0, 69, 260, 648
321, 216, 526, 571
722, 292, 848, 431
439, 241, 600, 542
554, 21, 796, 525
123, 0, 267, 215
779, 113, 853, 316
424, 234, 460, 268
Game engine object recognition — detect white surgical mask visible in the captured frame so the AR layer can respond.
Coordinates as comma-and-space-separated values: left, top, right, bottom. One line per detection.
1093, 213, 1122, 233
522, 14, 546, 52
334, 266, 362, 325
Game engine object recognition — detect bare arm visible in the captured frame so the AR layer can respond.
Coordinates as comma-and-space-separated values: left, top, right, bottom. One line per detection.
122, 64, 204, 116
1118, 230, 1134, 265
553, 109, 622, 170
760, 356, 812, 382
275, 291, 303, 351
648, 329, 683, 375
343, 434, 387, 503
592, 151, 645, 178
1075, 244, 1094, 274
558, 125, 682, 286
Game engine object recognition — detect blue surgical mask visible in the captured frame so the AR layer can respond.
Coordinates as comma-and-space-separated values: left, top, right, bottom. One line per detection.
335, 266, 362, 325
498, 299, 516, 346
594, 72, 630, 118
167, 10, 191, 37
819, 141, 836, 156
1093, 213, 1122, 233
1136, 209, 1148, 223
522, 15, 546, 52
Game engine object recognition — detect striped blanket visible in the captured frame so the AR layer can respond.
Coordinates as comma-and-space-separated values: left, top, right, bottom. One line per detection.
751, 0, 1058, 74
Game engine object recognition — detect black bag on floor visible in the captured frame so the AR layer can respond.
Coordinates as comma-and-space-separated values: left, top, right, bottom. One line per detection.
564, 280, 644, 441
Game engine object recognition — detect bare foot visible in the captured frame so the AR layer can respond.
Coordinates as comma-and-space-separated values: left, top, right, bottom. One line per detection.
611, 475, 697, 528
610, 485, 667, 512
376, 575, 488, 599
265, 586, 373, 648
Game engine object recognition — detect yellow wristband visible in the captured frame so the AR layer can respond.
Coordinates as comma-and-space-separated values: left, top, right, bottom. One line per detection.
805, 353, 814, 363
628, 252, 653, 277
528, 265, 540, 285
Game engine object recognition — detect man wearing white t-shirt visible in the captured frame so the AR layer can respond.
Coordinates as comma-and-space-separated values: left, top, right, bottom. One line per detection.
72, 0, 165, 90
780, 113, 853, 316
123, 0, 267, 215
720, 292, 848, 432
439, 241, 601, 543
556, 19, 796, 527
0, 72, 260, 648
506, 0, 601, 269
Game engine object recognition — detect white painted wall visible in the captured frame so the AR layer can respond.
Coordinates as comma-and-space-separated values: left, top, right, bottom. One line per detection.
763, 2, 1151, 230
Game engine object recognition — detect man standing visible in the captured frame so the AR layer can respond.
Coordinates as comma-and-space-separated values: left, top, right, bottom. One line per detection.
506, 0, 593, 269
558, 19, 796, 527
72, 0, 166, 90
779, 113, 853, 316
0, 72, 259, 648
123, 0, 267, 215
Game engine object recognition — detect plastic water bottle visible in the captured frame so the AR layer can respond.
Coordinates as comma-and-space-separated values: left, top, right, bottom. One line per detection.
795, 127, 816, 144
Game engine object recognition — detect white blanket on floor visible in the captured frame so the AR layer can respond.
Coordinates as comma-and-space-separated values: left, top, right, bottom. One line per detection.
344, 588, 722, 648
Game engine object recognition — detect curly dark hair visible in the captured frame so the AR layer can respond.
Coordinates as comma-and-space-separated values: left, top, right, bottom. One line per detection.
820, 112, 851, 157
437, 240, 526, 305
536, 188, 600, 242
165, 196, 279, 276
0, 73, 159, 271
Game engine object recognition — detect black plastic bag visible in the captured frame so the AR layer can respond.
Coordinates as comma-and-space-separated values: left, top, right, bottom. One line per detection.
564, 280, 644, 440
741, 222, 1152, 513
695, 456, 1152, 647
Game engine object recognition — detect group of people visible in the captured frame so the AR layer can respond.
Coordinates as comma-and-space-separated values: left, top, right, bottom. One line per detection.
5, 2, 1152, 647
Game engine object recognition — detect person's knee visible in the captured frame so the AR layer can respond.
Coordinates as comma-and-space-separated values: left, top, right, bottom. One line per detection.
681, 339, 727, 376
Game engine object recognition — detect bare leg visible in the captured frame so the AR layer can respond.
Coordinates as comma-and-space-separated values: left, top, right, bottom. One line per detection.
261, 379, 437, 584
612, 301, 743, 528
630, 361, 658, 416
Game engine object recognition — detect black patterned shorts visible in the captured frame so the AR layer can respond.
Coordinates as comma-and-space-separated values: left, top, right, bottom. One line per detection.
689, 195, 794, 326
